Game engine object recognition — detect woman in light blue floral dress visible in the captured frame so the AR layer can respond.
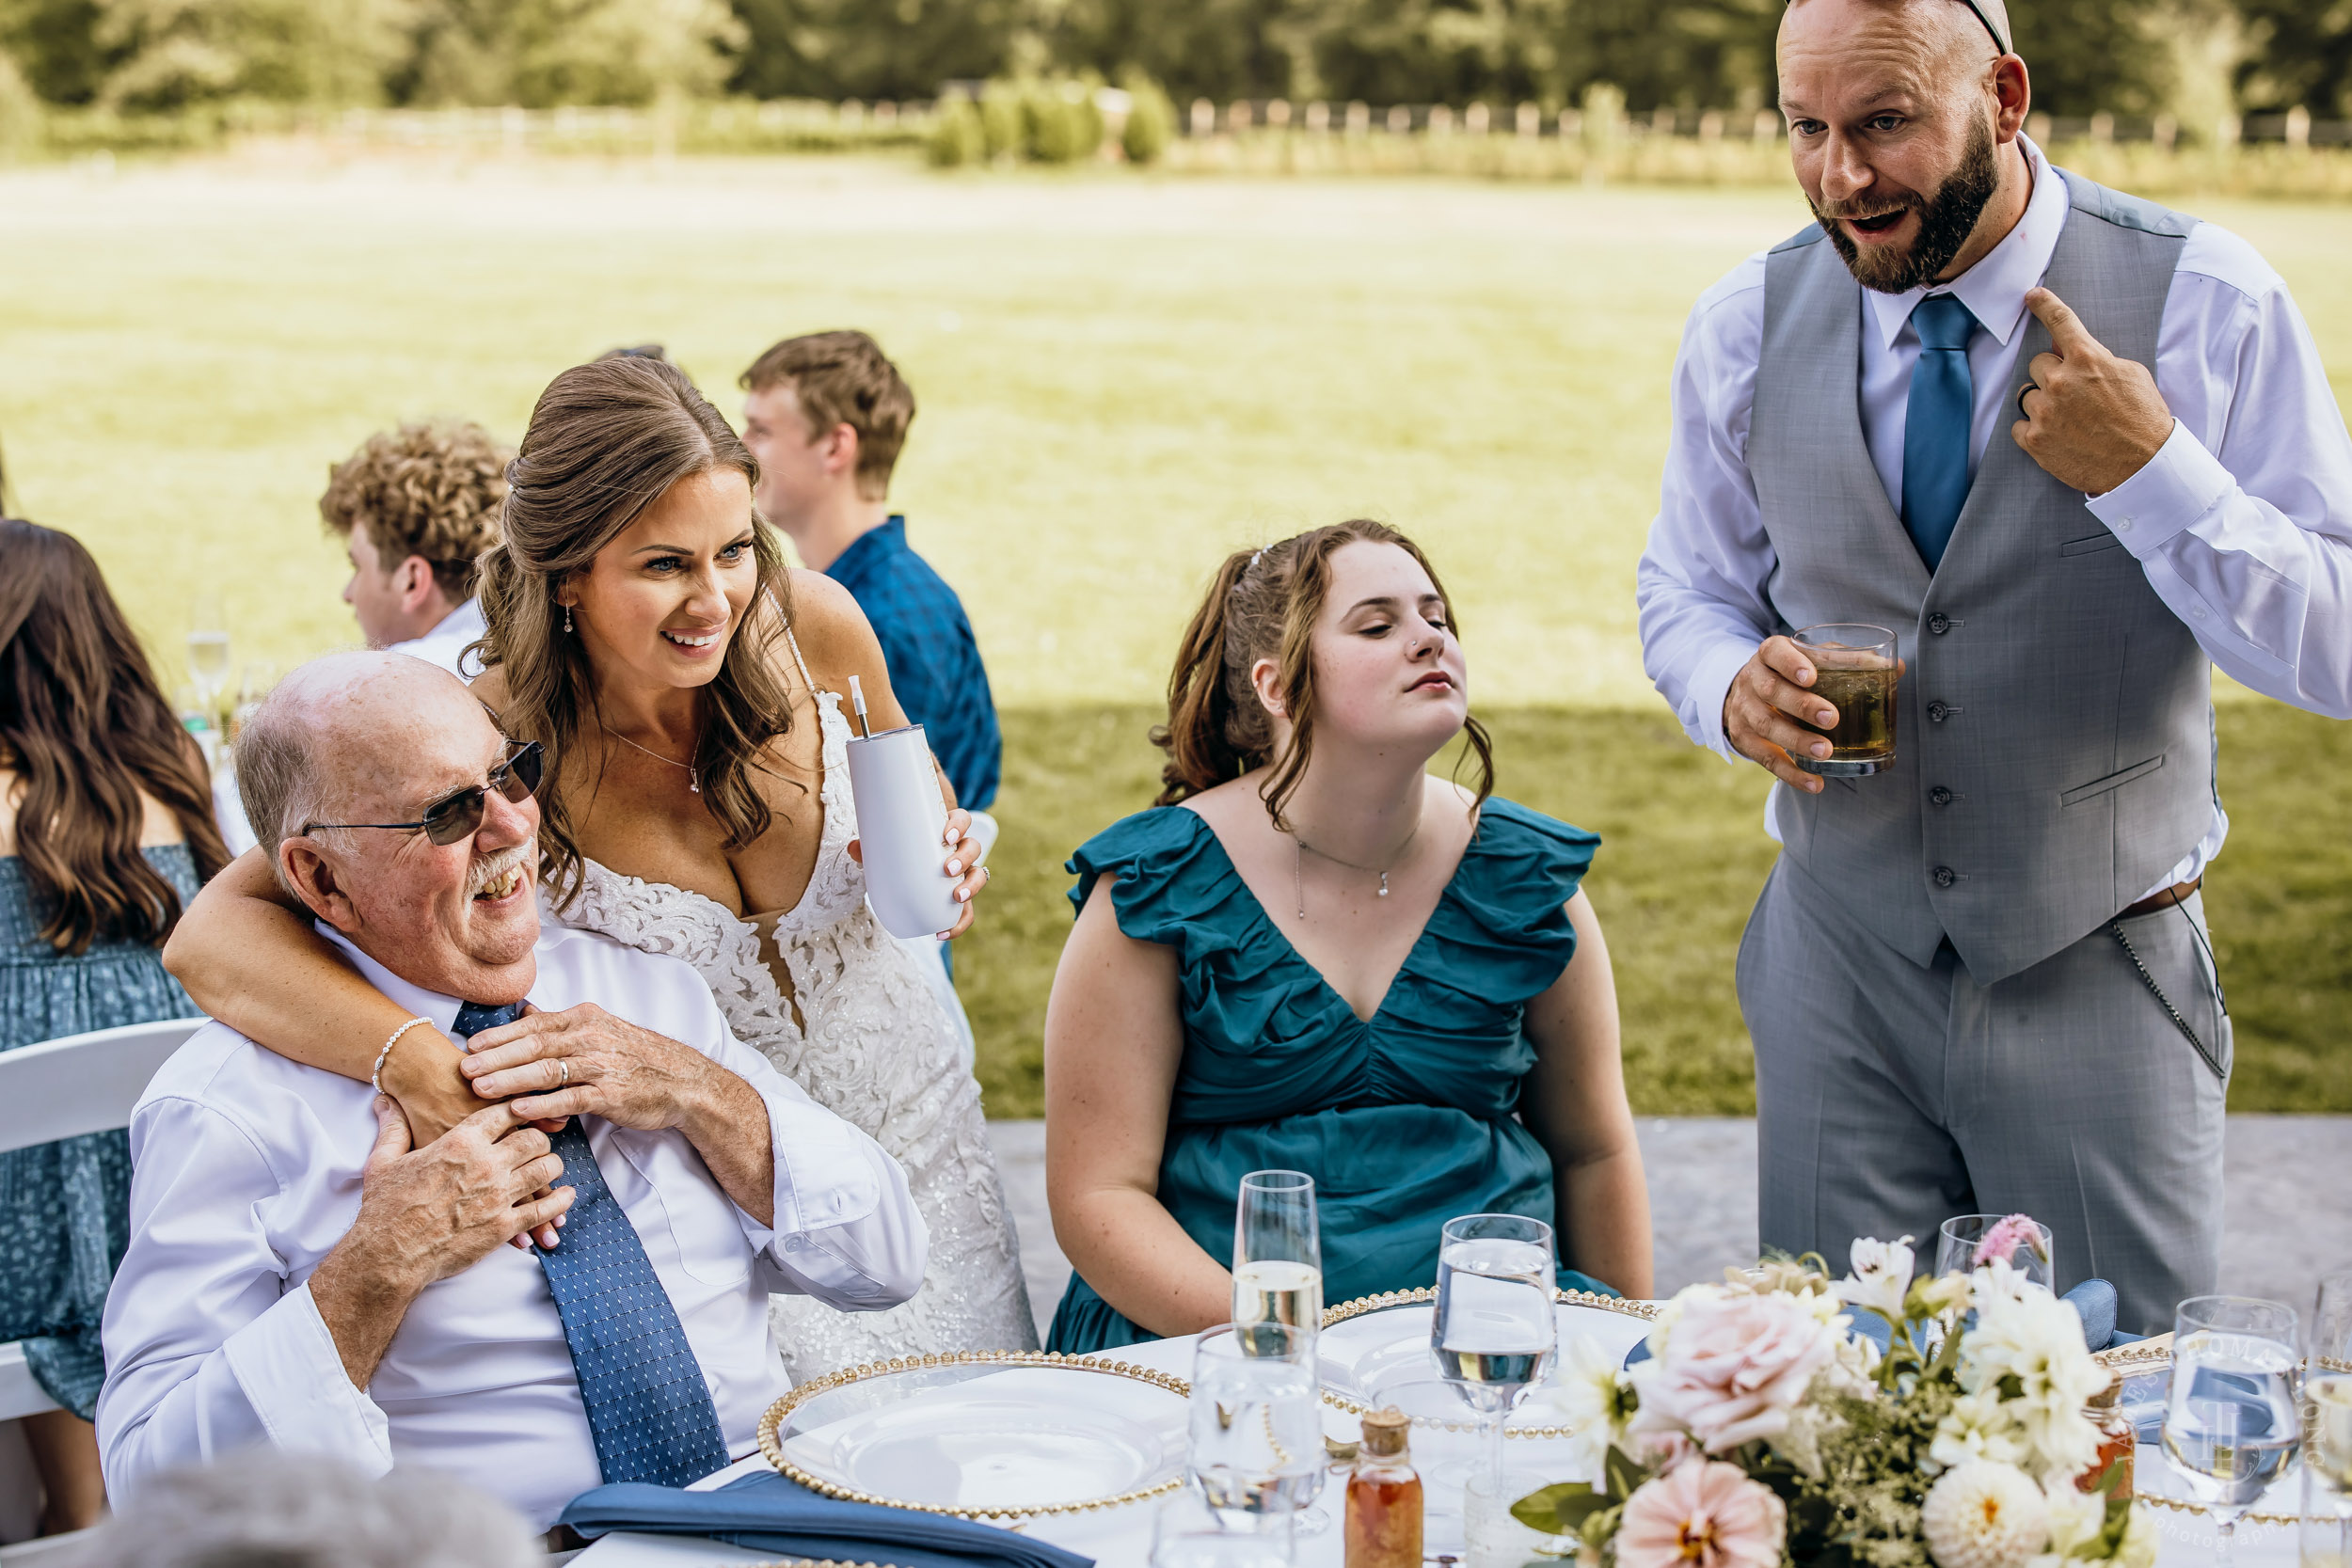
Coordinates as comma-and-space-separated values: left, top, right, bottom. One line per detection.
0, 519, 226, 1533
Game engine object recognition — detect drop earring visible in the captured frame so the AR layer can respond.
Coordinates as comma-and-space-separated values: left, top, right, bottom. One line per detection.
564, 604, 573, 634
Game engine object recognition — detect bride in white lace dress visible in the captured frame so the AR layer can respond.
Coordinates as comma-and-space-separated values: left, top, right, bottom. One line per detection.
165, 356, 1036, 1380
564, 625, 1037, 1374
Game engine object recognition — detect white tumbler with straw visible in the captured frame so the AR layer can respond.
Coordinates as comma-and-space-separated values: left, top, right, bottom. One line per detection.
843, 676, 964, 939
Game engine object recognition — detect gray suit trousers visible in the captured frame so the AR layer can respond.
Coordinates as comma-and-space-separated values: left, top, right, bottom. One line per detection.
1739, 856, 2228, 1336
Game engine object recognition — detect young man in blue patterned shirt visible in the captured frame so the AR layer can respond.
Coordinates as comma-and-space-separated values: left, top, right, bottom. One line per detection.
739, 331, 1001, 813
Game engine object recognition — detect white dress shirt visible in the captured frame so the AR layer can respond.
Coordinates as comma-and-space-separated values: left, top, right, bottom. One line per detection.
98, 919, 927, 1530
1636, 136, 2352, 897
387, 596, 487, 682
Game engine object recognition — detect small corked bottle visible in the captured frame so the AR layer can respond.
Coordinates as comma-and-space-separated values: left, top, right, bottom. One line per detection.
1346, 1406, 1423, 1568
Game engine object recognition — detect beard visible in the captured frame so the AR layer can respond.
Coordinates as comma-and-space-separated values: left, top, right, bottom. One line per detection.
1815, 113, 2000, 293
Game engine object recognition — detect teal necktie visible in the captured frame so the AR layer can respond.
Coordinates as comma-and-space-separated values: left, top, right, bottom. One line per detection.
1900, 293, 1981, 570
453, 1000, 731, 1487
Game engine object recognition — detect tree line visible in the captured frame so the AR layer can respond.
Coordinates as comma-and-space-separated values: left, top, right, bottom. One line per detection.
0, 0, 2344, 122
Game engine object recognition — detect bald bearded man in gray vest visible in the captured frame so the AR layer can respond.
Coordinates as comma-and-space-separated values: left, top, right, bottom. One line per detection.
1637, 0, 2352, 1332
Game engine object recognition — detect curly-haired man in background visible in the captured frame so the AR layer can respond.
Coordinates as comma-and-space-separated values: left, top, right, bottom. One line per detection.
320, 420, 512, 680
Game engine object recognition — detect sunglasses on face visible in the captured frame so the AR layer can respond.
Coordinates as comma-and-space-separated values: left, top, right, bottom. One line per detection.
304, 740, 546, 847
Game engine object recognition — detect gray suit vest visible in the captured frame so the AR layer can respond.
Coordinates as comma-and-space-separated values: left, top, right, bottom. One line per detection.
1750, 172, 2216, 985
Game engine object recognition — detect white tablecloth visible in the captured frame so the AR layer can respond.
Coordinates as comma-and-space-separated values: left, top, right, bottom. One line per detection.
574, 1316, 2316, 1568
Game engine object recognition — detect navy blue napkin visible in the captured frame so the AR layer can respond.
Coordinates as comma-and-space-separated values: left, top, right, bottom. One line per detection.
559, 1470, 1097, 1568
1620, 1276, 2123, 1370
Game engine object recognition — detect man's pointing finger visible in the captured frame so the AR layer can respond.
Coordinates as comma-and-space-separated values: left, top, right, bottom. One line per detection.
2026, 286, 2101, 356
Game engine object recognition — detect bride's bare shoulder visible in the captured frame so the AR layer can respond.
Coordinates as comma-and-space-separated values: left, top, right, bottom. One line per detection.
764, 570, 883, 685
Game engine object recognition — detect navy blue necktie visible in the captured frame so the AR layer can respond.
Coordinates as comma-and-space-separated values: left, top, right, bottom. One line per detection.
453, 1000, 731, 1488
1900, 293, 1981, 570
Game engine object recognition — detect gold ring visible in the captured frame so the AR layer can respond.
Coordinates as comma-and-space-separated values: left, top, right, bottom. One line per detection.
557, 1059, 568, 1089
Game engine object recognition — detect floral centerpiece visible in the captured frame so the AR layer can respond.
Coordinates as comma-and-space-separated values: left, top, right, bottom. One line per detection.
1514, 1232, 2155, 1568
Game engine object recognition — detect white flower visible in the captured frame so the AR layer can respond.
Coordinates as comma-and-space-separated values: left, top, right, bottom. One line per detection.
1836, 1235, 1916, 1320
1538, 1333, 1633, 1475
1913, 1272, 1976, 1318
2039, 1477, 2107, 1558
1921, 1461, 2051, 1568
1822, 1326, 1883, 1396
1931, 1390, 2029, 1473
1961, 1286, 2108, 1479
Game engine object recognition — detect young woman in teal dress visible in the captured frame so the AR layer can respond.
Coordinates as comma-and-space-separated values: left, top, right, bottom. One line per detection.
0, 519, 226, 1531
1042, 519, 1653, 1353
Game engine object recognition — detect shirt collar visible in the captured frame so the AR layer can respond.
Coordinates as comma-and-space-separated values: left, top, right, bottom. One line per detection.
823, 515, 907, 584
316, 922, 537, 1044
1865, 135, 2068, 353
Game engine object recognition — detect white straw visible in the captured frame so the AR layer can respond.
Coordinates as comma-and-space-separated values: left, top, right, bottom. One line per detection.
848, 674, 872, 738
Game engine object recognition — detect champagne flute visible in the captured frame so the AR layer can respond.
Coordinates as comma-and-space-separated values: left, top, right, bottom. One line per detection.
1936, 1212, 2056, 1291
1233, 1170, 1322, 1337
1188, 1323, 1322, 1552
186, 594, 230, 728
1232, 1171, 1327, 1536
1432, 1213, 1557, 1512
2164, 1294, 2302, 1567
2305, 1269, 2352, 1568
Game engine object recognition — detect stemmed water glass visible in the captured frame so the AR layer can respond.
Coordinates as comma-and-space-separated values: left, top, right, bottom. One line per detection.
1432, 1213, 1558, 1513
2304, 1269, 2352, 1568
2163, 1294, 2303, 1566
186, 594, 230, 728
1151, 1486, 1292, 1568
1187, 1322, 1323, 1556
1232, 1171, 1328, 1536
1936, 1212, 2056, 1291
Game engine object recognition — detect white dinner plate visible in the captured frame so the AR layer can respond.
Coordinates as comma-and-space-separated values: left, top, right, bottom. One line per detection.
773, 1362, 1188, 1513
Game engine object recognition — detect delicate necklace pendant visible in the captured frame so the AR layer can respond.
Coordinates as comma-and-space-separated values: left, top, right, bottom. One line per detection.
689, 775, 701, 795
1377, 873, 1390, 897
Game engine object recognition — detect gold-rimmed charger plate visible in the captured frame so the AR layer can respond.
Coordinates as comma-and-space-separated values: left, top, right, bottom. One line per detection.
1316, 1288, 1658, 1437
756, 1351, 1191, 1521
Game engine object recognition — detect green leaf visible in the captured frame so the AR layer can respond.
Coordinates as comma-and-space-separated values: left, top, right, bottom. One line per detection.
1603, 1444, 1648, 1502
1511, 1482, 1604, 1534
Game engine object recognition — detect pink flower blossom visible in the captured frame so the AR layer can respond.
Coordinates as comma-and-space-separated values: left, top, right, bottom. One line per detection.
1972, 1215, 2046, 1269
1628, 1289, 1843, 1455
1616, 1461, 1788, 1568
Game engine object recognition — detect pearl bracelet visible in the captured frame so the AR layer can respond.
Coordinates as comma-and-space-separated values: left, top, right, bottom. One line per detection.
371, 1017, 434, 1097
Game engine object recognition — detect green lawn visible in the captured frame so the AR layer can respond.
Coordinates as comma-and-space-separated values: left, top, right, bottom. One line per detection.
966, 704, 2352, 1117
3, 153, 2348, 1114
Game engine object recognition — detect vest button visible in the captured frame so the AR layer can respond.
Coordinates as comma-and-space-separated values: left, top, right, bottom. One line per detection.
1930, 785, 1954, 806
1928, 701, 1951, 721
1928, 613, 1950, 635
1932, 865, 1958, 889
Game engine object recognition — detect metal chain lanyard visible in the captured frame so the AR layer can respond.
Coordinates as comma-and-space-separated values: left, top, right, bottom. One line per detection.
2107, 901, 2230, 1081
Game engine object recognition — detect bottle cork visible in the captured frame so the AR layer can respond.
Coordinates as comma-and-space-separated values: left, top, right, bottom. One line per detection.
1360, 1406, 1410, 1457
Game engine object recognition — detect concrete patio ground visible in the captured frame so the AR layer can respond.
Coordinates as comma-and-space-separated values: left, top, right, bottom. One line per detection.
984, 1116, 2352, 1341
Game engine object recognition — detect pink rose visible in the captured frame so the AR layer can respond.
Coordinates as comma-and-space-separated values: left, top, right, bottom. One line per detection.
1629, 1290, 1841, 1455
1615, 1460, 1788, 1568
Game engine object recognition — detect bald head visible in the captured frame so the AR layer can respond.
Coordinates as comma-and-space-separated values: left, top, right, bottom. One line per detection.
239, 652, 491, 872
240, 651, 542, 1003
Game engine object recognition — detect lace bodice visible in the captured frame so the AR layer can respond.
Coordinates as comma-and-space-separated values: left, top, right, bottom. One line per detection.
558, 640, 1037, 1377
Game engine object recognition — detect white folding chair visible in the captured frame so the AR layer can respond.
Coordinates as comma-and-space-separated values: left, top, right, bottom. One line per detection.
0, 1020, 204, 1422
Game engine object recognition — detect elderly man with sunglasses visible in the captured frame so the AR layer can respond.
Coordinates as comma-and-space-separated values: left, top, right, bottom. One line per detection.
1636, 0, 2352, 1332
96, 652, 926, 1531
